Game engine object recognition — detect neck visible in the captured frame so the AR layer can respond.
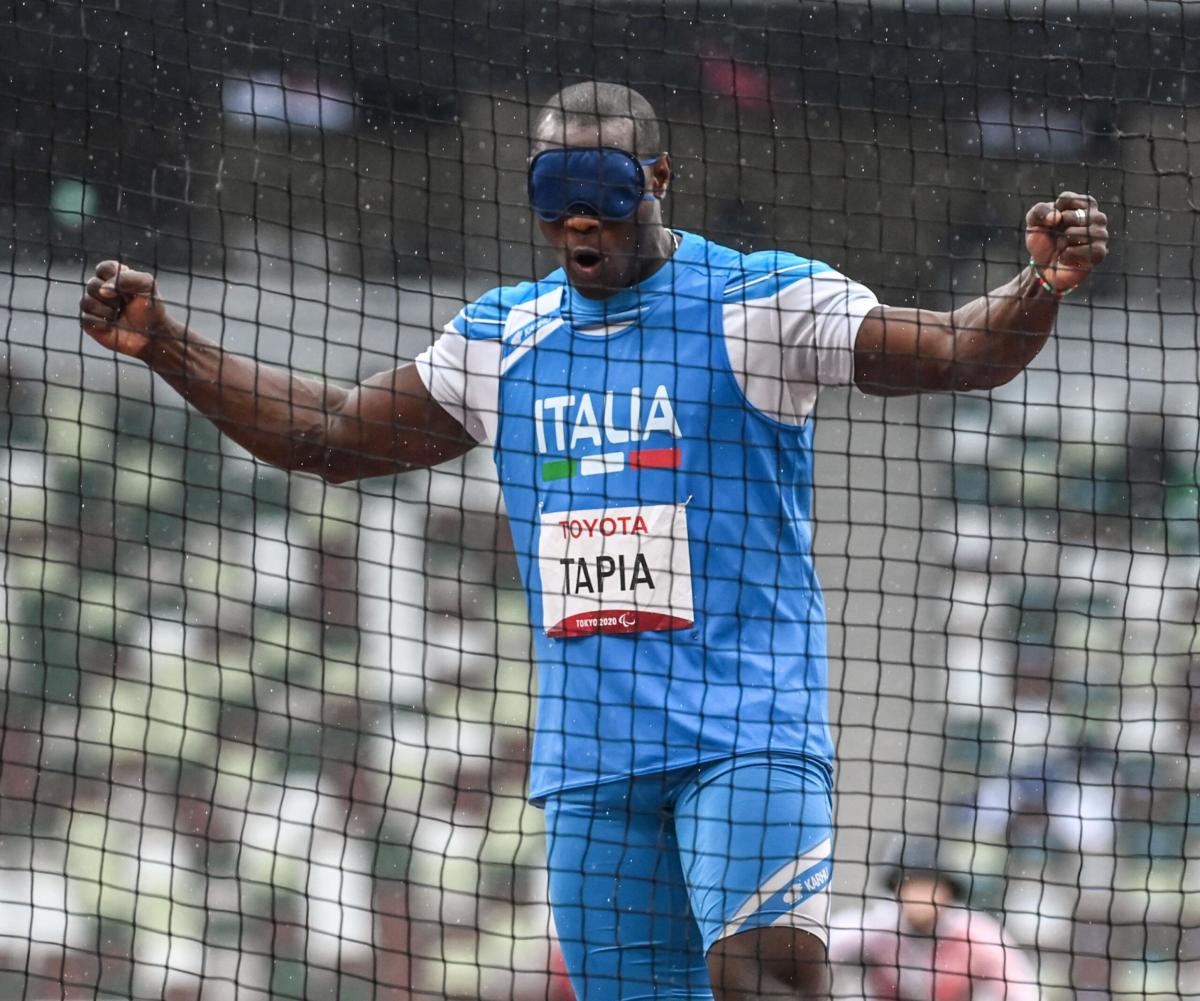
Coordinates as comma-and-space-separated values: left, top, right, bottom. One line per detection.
635, 223, 677, 284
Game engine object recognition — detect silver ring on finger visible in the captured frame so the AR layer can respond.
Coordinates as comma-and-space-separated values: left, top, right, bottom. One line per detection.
1074, 208, 1086, 226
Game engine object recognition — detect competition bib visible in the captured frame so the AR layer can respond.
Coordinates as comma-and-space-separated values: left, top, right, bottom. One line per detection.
538, 502, 695, 637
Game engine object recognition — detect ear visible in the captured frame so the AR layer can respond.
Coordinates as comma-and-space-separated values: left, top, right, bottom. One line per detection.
648, 153, 672, 198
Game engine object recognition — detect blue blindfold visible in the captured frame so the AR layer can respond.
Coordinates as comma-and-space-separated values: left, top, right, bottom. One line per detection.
528, 147, 660, 222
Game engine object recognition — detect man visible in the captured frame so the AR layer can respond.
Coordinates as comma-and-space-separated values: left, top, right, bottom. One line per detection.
828, 838, 1039, 1001
79, 83, 1107, 1001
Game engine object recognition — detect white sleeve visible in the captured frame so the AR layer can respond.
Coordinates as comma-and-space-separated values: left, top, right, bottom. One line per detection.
723, 268, 879, 425
413, 317, 502, 445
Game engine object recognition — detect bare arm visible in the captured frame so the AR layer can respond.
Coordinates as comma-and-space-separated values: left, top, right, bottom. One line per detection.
79, 261, 476, 483
854, 191, 1109, 396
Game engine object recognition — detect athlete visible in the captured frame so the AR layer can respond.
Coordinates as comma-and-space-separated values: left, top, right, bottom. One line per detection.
79, 83, 1107, 1001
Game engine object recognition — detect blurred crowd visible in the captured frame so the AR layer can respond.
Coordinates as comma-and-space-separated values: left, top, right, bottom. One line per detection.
921, 664, 1200, 1001
0, 384, 566, 1000
874, 401, 1200, 1001
3, 377, 1197, 1001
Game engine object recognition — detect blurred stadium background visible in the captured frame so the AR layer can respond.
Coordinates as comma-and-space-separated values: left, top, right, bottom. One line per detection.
1, 1, 1197, 998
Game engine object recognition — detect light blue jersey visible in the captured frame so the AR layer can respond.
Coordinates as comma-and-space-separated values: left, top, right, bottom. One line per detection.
416, 231, 878, 800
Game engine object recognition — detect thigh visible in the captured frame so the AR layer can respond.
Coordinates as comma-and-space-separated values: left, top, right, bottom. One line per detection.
673, 753, 834, 955
706, 926, 829, 1001
544, 780, 713, 1001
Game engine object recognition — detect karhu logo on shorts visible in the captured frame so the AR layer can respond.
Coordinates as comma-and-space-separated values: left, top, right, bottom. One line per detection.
719, 840, 834, 942
537, 503, 695, 638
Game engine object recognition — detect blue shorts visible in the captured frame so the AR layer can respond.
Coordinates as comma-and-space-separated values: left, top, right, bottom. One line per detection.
543, 752, 834, 1001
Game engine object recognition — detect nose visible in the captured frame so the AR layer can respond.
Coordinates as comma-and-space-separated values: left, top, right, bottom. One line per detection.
564, 213, 601, 233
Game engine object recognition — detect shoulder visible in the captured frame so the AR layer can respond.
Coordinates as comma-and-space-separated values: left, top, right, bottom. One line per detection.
721, 249, 837, 304
449, 276, 567, 341
675, 234, 842, 301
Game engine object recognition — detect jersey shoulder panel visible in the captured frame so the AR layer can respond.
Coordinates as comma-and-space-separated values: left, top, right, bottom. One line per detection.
450, 276, 565, 341
722, 249, 835, 304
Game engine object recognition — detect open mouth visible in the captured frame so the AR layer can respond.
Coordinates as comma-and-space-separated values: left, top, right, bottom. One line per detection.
570, 247, 603, 271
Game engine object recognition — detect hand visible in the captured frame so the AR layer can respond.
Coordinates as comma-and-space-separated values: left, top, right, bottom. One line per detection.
79, 260, 173, 359
1025, 192, 1109, 294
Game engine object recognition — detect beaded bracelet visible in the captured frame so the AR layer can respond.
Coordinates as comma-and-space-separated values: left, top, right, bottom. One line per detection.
1028, 257, 1076, 298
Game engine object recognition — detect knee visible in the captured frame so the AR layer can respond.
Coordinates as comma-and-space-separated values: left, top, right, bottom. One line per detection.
707, 927, 829, 1001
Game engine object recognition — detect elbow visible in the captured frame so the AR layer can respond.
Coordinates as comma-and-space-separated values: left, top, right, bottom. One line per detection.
953, 362, 1024, 393
984, 366, 1024, 390
291, 417, 358, 484
305, 450, 363, 484
285, 452, 353, 484
316, 466, 357, 485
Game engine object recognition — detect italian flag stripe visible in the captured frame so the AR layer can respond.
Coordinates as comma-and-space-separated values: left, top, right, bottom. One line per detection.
542, 447, 682, 481
580, 453, 626, 477
629, 447, 681, 469
541, 458, 578, 482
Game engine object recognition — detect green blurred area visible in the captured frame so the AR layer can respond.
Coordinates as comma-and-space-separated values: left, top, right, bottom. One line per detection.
933, 394, 1200, 1001
0, 382, 546, 1000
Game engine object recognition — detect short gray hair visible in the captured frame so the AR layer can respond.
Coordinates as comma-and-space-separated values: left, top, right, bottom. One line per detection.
536, 82, 662, 156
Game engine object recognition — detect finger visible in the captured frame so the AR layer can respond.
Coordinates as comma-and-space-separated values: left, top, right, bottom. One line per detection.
1057, 225, 1109, 246
1047, 208, 1104, 233
110, 265, 156, 298
81, 293, 119, 319
80, 312, 114, 337
93, 260, 155, 299
86, 276, 117, 300
1057, 244, 1103, 269
1055, 193, 1104, 231
1054, 191, 1094, 209
1026, 201, 1060, 229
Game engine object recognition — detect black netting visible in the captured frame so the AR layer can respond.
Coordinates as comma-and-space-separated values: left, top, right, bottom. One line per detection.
0, 2, 1193, 1000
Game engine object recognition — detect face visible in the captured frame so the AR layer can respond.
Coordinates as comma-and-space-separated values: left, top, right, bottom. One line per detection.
531, 115, 671, 299
897, 874, 954, 934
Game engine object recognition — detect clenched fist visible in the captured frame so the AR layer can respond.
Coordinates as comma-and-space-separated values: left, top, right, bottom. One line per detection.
1025, 192, 1109, 295
79, 260, 175, 360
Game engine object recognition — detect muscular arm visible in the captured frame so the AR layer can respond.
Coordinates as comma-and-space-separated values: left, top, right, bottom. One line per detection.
145, 322, 475, 482
853, 267, 1056, 396
80, 262, 476, 483
853, 191, 1109, 397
